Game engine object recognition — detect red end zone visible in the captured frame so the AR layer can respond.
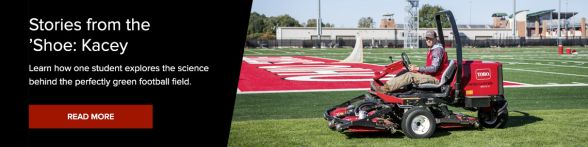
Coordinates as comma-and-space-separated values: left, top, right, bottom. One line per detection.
238, 56, 523, 93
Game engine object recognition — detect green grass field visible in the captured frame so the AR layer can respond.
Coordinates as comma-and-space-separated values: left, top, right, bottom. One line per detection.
230, 47, 588, 146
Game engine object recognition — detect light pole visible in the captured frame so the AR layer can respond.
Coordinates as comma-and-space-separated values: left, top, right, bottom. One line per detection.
565, 0, 568, 33
513, 0, 516, 40
558, 0, 561, 45
317, 0, 322, 49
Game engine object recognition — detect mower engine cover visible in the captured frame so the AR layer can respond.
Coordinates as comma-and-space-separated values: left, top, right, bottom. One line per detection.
457, 60, 503, 96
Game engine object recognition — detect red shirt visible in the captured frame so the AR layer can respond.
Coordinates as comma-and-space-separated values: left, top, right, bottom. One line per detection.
420, 43, 448, 80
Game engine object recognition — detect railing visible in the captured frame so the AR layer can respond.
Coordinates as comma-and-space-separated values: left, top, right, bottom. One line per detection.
246, 37, 588, 49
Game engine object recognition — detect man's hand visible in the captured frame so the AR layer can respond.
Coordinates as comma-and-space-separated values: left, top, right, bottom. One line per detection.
409, 64, 419, 72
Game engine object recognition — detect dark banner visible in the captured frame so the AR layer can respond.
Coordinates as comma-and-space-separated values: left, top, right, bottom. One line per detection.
17, 0, 251, 146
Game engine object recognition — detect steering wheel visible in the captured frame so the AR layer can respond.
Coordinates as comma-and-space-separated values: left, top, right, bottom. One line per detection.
401, 52, 411, 71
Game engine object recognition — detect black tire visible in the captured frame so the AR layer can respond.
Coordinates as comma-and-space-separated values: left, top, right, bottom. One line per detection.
401, 107, 436, 138
478, 100, 508, 128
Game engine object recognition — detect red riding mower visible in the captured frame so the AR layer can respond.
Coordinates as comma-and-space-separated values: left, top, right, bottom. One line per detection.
324, 10, 508, 138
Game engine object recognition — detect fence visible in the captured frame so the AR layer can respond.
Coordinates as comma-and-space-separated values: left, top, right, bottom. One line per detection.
245, 37, 588, 48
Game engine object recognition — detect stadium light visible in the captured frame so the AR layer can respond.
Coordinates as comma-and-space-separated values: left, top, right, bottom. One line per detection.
513, 0, 515, 40
558, 0, 561, 45
317, 0, 322, 49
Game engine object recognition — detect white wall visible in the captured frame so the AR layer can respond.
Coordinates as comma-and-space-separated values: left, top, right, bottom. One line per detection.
277, 27, 399, 40
277, 27, 512, 40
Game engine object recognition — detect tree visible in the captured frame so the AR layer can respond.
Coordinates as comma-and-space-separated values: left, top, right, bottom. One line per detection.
247, 12, 302, 40
324, 23, 334, 28
419, 4, 450, 28
248, 12, 267, 35
259, 32, 275, 40
358, 17, 374, 28
305, 19, 334, 27
274, 15, 302, 27
306, 19, 317, 27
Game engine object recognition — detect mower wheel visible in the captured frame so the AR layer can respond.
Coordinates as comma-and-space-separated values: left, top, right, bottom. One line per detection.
478, 100, 508, 128
401, 107, 436, 138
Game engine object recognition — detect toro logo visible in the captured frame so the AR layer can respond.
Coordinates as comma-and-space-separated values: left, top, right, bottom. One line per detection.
475, 68, 492, 80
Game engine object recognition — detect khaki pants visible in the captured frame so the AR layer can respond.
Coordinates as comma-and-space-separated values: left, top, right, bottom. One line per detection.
383, 72, 439, 92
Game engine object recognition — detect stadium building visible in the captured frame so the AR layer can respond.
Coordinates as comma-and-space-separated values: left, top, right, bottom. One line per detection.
270, 10, 587, 48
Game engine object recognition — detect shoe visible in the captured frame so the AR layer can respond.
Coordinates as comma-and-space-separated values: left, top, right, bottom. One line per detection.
370, 81, 386, 93
370, 81, 377, 91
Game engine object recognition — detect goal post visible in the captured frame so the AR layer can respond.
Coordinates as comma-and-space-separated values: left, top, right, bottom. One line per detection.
341, 35, 364, 63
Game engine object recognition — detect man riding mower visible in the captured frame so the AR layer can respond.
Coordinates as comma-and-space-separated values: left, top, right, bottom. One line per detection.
324, 10, 508, 138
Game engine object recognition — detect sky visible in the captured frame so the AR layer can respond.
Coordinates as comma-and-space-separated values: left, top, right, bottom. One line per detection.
251, 0, 588, 28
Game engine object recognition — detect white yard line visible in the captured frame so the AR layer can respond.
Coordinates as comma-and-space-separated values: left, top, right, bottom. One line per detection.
237, 88, 369, 94
306, 56, 588, 79
506, 83, 588, 88
504, 81, 532, 85
246, 50, 261, 55
237, 83, 588, 94
486, 57, 588, 64
309, 56, 388, 67
272, 49, 294, 54
503, 62, 588, 69
478, 56, 588, 62
504, 68, 588, 78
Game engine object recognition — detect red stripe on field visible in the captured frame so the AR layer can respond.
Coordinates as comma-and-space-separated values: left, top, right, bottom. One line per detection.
238, 56, 387, 92
238, 56, 524, 93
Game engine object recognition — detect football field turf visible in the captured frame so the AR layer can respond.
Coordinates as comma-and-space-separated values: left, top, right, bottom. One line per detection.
230, 47, 588, 146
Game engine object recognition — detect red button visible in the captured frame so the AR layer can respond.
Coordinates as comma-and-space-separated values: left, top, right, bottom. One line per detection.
29, 105, 153, 129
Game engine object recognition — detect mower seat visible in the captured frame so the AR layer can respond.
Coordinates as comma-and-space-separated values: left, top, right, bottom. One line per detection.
414, 60, 456, 89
